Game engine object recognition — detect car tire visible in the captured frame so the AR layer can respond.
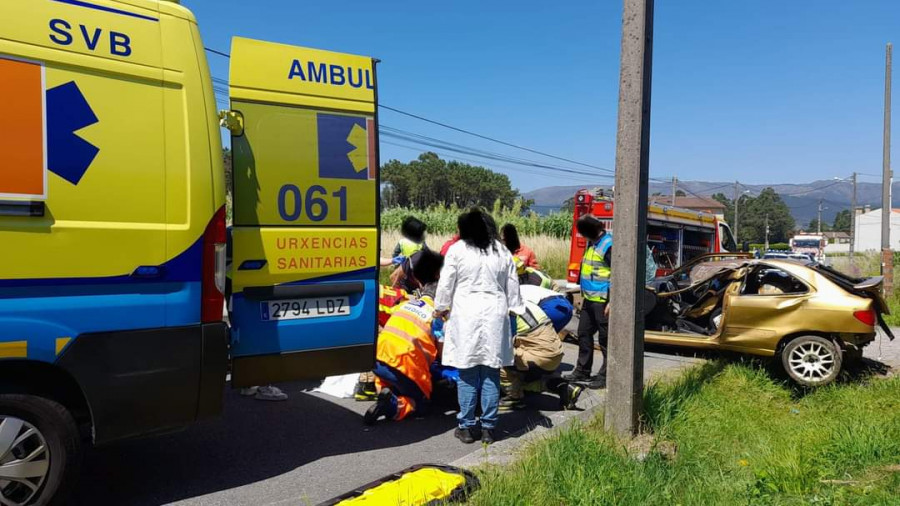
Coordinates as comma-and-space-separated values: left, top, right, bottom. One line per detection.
780, 336, 842, 387
0, 394, 82, 506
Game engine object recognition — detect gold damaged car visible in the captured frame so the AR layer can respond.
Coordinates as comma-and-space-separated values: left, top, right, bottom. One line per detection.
644, 254, 894, 386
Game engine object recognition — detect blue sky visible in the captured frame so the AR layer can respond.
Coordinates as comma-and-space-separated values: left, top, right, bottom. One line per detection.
186, 0, 898, 193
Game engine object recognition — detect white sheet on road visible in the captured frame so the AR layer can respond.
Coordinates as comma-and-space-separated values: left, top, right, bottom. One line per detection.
312, 373, 360, 399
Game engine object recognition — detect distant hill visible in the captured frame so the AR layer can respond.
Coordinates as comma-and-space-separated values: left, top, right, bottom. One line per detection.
524, 180, 897, 226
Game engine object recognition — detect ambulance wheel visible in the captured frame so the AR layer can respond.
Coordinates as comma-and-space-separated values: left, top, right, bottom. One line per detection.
0, 395, 82, 506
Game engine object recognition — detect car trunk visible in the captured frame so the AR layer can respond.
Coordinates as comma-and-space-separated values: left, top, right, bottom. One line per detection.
813, 265, 894, 339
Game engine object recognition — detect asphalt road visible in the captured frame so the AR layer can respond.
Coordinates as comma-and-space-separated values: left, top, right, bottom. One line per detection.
73, 339, 704, 506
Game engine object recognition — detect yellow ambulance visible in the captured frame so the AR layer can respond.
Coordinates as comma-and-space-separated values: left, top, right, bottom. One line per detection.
0, 1, 379, 503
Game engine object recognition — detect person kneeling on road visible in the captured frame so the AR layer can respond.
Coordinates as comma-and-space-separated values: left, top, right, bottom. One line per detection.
500, 300, 583, 412
365, 250, 456, 425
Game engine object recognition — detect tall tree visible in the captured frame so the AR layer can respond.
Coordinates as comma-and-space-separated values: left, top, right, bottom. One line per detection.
381, 152, 523, 209
807, 218, 830, 233
713, 189, 793, 243
832, 209, 851, 231
739, 188, 795, 243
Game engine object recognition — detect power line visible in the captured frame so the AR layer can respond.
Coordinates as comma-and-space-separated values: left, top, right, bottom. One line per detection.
379, 104, 615, 175
205, 47, 230, 58
777, 179, 848, 197
380, 125, 604, 177
381, 141, 603, 183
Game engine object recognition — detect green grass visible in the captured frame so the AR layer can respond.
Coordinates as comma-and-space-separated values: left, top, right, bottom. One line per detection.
467, 363, 900, 505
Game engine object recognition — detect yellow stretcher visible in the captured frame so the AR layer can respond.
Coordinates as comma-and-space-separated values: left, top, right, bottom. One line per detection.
319, 464, 479, 505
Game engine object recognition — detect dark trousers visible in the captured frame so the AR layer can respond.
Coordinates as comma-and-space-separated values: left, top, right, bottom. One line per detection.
576, 299, 608, 379
373, 360, 428, 414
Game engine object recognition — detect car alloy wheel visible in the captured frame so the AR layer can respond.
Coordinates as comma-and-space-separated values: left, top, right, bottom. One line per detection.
783, 336, 841, 386
0, 416, 50, 506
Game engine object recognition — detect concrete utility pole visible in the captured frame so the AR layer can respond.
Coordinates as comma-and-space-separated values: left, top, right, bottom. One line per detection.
765, 214, 770, 251
850, 172, 857, 267
733, 181, 740, 242
606, 0, 654, 437
671, 175, 677, 207
882, 43, 893, 294
817, 200, 824, 235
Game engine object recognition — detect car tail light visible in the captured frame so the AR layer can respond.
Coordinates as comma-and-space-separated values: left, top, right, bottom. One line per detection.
853, 309, 876, 326
201, 206, 227, 323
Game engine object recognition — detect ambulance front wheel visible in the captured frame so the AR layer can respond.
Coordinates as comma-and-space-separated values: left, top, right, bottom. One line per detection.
0, 394, 82, 506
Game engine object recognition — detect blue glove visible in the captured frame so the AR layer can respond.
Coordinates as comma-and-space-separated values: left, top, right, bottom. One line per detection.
431, 317, 445, 341
391, 255, 407, 265
509, 314, 518, 337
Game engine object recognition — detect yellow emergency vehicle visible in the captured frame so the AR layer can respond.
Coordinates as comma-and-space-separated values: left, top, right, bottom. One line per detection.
0, 1, 379, 503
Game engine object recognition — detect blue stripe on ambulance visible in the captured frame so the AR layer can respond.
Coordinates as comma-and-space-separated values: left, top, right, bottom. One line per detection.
0, 238, 204, 363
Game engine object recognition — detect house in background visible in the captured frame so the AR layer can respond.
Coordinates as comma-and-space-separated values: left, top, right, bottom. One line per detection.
650, 196, 727, 220
854, 208, 900, 251
823, 231, 850, 244
822, 230, 851, 254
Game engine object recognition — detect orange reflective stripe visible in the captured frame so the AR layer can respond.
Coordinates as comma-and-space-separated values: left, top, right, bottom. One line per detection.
392, 309, 431, 334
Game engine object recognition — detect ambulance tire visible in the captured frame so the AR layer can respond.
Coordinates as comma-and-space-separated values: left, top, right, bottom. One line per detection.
0, 394, 82, 506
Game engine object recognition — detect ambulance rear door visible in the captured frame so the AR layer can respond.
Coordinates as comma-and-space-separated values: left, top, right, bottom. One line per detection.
227, 38, 379, 387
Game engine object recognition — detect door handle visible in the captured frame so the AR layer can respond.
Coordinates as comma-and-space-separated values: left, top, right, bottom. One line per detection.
131, 266, 164, 278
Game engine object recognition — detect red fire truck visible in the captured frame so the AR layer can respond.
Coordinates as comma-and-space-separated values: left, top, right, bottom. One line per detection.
565, 189, 738, 286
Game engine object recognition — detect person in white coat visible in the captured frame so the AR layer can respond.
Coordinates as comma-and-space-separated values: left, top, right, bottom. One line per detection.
434, 208, 524, 445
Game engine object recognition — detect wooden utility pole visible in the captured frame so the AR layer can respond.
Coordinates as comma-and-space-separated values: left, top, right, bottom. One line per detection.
733, 181, 740, 243
606, 0, 654, 437
850, 172, 857, 268
882, 43, 893, 294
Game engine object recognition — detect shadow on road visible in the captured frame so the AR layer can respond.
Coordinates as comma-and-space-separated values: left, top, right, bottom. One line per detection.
74, 380, 553, 505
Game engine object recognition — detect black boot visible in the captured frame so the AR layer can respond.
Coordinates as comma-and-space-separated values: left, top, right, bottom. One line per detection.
587, 375, 606, 390
563, 369, 592, 383
454, 427, 476, 444
558, 382, 584, 410
363, 389, 396, 425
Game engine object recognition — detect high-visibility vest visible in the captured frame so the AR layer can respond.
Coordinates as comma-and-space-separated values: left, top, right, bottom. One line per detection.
514, 254, 553, 289
516, 301, 551, 335
398, 237, 424, 257
580, 233, 613, 302
376, 296, 438, 397
522, 267, 553, 289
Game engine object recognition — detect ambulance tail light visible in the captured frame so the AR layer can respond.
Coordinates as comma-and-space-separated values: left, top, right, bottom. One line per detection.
202, 206, 227, 323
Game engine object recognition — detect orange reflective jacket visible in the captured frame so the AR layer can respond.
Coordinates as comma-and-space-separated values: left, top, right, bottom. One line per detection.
376, 296, 438, 397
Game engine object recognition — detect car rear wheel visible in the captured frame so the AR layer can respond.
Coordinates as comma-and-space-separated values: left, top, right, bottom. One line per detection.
0, 395, 82, 505
780, 336, 842, 387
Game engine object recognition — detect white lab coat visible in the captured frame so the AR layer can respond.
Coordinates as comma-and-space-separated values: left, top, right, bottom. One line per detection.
435, 240, 525, 369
